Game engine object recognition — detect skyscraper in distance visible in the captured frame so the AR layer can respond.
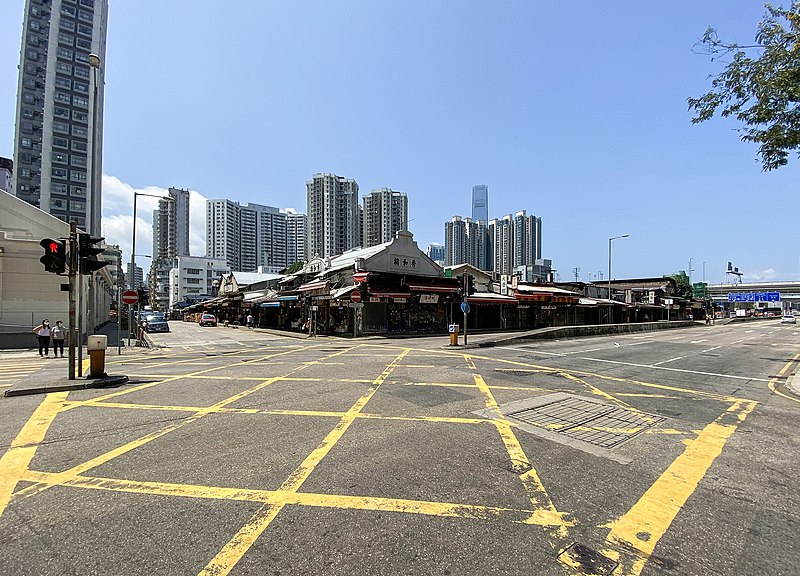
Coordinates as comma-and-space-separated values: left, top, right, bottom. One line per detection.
362, 188, 408, 248
12, 0, 109, 235
472, 184, 488, 224
306, 173, 360, 258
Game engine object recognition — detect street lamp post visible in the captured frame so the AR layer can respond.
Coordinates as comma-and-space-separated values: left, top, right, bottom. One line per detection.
86, 54, 101, 336
608, 234, 629, 323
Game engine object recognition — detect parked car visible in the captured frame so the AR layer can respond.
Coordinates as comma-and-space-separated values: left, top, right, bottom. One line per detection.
780, 315, 796, 324
143, 317, 170, 333
199, 313, 218, 327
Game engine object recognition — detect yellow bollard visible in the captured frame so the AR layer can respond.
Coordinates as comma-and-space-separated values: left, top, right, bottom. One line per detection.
87, 334, 108, 378
448, 324, 459, 346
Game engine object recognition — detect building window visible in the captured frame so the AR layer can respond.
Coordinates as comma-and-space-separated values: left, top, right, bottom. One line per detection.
73, 66, 89, 79
71, 155, 86, 167
54, 137, 70, 149
70, 200, 86, 212
76, 37, 91, 50
52, 168, 68, 178
56, 62, 72, 74
22, 108, 35, 119
73, 95, 89, 108
54, 106, 70, 118
77, 24, 93, 37
51, 198, 67, 209
61, 5, 76, 16
55, 92, 71, 103
73, 81, 89, 93
55, 77, 71, 89
72, 110, 88, 122
21, 138, 32, 149
72, 125, 88, 138
80, 0, 95, 6
71, 140, 87, 151
23, 93, 35, 104
57, 47, 74, 60
71, 186, 86, 197
78, 10, 94, 23
53, 121, 70, 134
71, 170, 87, 182
53, 152, 68, 164
58, 33, 74, 46
52, 183, 68, 195
60, 18, 75, 32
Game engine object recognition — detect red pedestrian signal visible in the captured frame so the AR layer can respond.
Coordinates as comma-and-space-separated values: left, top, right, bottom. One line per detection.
40, 237, 67, 274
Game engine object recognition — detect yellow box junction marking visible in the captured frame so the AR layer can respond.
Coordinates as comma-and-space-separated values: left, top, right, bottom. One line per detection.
199, 348, 411, 576
600, 399, 757, 576
767, 351, 800, 404
0, 391, 67, 519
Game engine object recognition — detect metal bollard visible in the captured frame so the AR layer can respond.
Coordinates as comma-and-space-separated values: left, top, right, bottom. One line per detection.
87, 334, 108, 378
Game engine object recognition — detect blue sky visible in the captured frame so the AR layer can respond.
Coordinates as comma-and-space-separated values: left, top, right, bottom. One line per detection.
1, 1, 796, 283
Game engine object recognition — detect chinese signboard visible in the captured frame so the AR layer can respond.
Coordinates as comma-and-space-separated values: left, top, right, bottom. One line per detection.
390, 254, 418, 271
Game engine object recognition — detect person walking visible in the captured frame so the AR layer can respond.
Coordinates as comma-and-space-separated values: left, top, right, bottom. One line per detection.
52, 320, 67, 358
246, 313, 254, 329
32, 319, 52, 358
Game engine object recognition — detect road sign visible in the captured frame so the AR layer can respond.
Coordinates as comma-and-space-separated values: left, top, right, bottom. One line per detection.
461, 301, 470, 314
350, 290, 362, 303
122, 290, 139, 305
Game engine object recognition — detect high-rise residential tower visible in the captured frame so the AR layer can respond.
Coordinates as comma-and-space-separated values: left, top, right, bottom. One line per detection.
472, 184, 488, 224
206, 199, 307, 272
362, 188, 408, 248
153, 187, 191, 260
12, 0, 109, 235
444, 216, 488, 270
306, 173, 359, 258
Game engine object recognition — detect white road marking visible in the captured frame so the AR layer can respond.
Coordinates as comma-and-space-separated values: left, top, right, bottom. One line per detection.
701, 346, 722, 353
690, 339, 708, 344
576, 356, 771, 382
653, 356, 683, 366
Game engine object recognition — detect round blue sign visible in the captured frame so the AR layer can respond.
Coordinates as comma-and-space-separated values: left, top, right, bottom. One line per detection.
461, 301, 470, 314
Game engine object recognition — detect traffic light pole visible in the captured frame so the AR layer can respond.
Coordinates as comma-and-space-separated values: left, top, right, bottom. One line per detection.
68, 222, 77, 380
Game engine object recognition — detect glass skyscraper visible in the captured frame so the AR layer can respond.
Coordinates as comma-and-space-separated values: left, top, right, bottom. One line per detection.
471, 184, 488, 224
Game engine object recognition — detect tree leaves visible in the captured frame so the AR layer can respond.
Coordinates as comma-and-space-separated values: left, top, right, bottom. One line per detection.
688, 2, 800, 171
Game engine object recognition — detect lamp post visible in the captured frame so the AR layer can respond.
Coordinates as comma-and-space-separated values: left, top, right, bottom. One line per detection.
127, 254, 151, 345
608, 234, 629, 323
86, 54, 101, 336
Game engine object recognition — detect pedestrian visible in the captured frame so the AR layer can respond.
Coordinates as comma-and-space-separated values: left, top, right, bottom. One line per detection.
32, 319, 52, 358
246, 313, 253, 329
52, 320, 67, 358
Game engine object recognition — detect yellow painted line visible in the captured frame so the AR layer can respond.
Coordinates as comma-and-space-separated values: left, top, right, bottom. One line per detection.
0, 392, 68, 518
472, 374, 571, 536
767, 352, 800, 404
465, 355, 477, 370
199, 348, 410, 576
22, 470, 558, 525
481, 354, 750, 403
600, 399, 757, 576
616, 393, 679, 399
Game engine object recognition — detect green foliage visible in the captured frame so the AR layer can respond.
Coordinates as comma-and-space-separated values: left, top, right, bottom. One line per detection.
285, 260, 305, 274
666, 271, 693, 299
688, 3, 800, 171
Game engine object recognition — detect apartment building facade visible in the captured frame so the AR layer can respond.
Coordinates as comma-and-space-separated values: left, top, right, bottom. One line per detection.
306, 173, 359, 258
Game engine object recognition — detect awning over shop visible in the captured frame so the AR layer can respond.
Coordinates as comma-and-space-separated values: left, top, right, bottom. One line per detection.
408, 284, 459, 293
330, 285, 357, 300
297, 280, 329, 293
515, 292, 552, 301
278, 295, 299, 301
353, 272, 370, 283
260, 302, 281, 308
369, 291, 410, 298
467, 293, 518, 305
578, 298, 599, 306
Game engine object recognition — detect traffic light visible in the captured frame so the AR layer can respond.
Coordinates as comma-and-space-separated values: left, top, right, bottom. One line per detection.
137, 287, 150, 306
77, 233, 108, 275
466, 273, 476, 296
39, 238, 66, 274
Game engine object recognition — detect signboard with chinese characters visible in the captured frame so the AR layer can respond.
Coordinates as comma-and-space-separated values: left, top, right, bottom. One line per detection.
419, 294, 439, 304
390, 254, 419, 272
500, 275, 508, 296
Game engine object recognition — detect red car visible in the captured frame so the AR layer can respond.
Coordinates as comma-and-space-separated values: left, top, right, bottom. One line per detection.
199, 313, 218, 327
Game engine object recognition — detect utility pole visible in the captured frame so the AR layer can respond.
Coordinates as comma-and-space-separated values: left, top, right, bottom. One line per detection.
573, 267, 580, 282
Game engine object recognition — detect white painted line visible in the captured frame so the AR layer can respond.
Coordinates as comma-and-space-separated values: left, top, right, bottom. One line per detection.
653, 356, 683, 366
745, 330, 754, 333
690, 339, 708, 344
577, 356, 771, 382
701, 346, 722, 353
730, 339, 744, 344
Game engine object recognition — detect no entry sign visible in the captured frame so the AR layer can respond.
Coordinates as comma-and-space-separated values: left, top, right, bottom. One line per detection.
122, 289, 139, 305
350, 290, 362, 303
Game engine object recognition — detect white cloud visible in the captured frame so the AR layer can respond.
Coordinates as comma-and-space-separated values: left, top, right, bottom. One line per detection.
100, 174, 207, 266
743, 268, 778, 281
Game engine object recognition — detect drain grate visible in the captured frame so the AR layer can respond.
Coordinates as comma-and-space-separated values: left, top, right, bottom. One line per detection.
508, 395, 665, 449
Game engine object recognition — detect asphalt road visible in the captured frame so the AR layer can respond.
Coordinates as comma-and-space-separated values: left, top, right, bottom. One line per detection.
0, 319, 798, 576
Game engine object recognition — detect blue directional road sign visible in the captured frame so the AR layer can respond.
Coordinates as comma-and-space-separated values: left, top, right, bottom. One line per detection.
727, 291, 780, 302
461, 301, 470, 314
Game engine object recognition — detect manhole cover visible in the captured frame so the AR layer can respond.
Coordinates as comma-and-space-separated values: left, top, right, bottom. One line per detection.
507, 395, 665, 449
558, 543, 618, 575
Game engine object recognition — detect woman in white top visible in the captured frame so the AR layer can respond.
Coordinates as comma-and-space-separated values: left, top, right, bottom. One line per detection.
33, 319, 52, 358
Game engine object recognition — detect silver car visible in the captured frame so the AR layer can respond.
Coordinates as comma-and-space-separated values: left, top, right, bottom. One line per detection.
780, 315, 796, 324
